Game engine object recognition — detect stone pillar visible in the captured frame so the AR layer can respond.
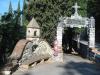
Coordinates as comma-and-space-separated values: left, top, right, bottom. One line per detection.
53, 26, 63, 62
57, 27, 63, 48
89, 17, 95, 48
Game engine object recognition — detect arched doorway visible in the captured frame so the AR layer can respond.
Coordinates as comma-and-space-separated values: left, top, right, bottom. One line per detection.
62, 27, 75, 53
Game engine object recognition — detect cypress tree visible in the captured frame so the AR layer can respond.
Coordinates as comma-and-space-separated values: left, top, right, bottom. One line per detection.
22, 0, 29, 26
8, 0, 13, 14
17, 0, 21, 15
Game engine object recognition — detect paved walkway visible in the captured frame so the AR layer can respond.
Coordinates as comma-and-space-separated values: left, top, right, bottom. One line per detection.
13, 54, 100, 75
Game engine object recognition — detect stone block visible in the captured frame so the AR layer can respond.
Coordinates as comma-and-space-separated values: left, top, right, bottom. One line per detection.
31, 62, 37, 67
1, 71, 11, 75
52, 53, 63, 63
19, 65, 29, 71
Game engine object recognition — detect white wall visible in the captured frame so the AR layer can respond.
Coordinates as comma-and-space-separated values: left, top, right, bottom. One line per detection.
26, 28, 40, 41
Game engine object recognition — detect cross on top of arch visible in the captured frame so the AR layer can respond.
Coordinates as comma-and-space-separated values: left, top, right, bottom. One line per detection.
71, 2, 82, 19
72, 2, 80, 15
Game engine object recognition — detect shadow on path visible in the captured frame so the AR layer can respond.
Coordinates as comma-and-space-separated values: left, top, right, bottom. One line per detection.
58, 61, 100, 75
24, 73, 32, 75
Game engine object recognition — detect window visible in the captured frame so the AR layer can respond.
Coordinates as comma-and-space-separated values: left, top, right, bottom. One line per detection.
34, 31, 37, 36
28, 30, 30, 33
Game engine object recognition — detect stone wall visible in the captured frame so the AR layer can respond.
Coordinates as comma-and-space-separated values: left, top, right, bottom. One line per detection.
73, 40, 89, 58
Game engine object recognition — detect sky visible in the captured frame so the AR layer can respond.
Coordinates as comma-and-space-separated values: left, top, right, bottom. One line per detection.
0, 0, 23, 15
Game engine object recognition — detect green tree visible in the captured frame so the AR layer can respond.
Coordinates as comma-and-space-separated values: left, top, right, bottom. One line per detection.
0, 1, 25, 64
0, 12, 15, 64
23, 0, 87, 44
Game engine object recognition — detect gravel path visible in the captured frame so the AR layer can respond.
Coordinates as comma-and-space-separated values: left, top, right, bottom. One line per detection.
13, 54, 100, 75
